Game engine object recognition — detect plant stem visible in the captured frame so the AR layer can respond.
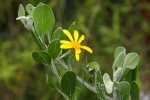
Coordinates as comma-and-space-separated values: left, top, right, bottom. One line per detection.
50, 59, 61, 82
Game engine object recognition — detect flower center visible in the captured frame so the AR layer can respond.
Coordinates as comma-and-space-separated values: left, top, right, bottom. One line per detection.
71, 41, 81, 49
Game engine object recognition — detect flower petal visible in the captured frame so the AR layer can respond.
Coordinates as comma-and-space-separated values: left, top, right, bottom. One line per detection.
74, 30, 79, 42
75, 49, 81, 54
60, 40, 71, 44
75, 54, 79, 61
81, 46, 93, 53
78, 35, 85, 43
63, 29, 73, 41
60, 44, 72, 49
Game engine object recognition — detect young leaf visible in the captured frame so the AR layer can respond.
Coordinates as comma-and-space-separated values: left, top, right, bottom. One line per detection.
114, 47, 126, 59
103, 73, 113, 94
61, 71, 76, 97
95, 68, 106, 100
26, 4, 35, 16
113, 51, 126, 68
123, 53, 139, 69
18, 4, 25, 17
32, 51, 51, 64
48, 39, 61, 59
130, 81, 139, 100
52, 27, 67, 40
33, 4, 55, 38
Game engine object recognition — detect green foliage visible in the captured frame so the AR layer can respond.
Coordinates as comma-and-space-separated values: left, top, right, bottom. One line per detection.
48, 39, 61, 59
33, 4, 55, 38
61, 71, 77, 97
13, 1, 143, 100
123, 53, 139, 69
103, 73, 113, 94
26, 4, 35, 16
18, 4, 25, 16
32, 51, 51, 64
113, 47, 126, 68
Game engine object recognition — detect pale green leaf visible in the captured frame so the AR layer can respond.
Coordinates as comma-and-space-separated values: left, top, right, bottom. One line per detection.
103, 73, 113, 94
123, 53, 139, 69
18, 4, 25, 17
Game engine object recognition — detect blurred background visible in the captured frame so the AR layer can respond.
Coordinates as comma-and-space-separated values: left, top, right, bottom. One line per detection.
0, 0, 150, 100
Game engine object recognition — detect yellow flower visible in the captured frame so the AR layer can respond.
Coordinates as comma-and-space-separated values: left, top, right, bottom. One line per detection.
60, 29, 93, 61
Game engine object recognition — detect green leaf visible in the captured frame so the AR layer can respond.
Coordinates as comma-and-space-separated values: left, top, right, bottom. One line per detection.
33, 4, 55, 38
72, 87, 81, 100
32, 51, 51, 64
68, 22, 79, 34
95, 68, 106, 100
26, 4, 35, 16
18, 4, 25, 16
114, 47, 126, 59
113, 51, 126, 68
103, 73, 113, 94
52, 27, 67, 40
130, 81, 139, 100
120, 81, 131, 96
61, 71, 77, 97
123, 53, 139, 69
48, 39, 61, 59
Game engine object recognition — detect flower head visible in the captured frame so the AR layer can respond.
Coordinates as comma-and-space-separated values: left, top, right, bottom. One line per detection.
60, 29, 93, 61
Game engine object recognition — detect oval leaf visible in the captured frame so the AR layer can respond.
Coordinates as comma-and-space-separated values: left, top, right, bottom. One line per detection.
113, 51, 126, 68
32, 51, 51, 64
33, 4, 55, 37
103, 73, 113, 94
123, 53, 139, 69
114, 47, 126, 59
61, 71, 76, 97
48, 39, 61, 59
